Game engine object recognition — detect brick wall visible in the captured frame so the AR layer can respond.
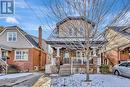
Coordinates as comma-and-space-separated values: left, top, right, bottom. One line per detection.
7, 48, 47, 72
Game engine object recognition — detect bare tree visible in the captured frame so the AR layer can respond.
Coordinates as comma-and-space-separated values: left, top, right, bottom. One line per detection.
42, 0, 130, 81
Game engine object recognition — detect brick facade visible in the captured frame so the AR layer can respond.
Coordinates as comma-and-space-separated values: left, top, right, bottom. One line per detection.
7, 48, 47, 72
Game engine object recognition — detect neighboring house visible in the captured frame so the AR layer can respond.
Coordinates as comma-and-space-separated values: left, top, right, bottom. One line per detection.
103, 26, 130, 71
46, 16, 105, 73
0, 26, 4, 32
0, 26, 48, 72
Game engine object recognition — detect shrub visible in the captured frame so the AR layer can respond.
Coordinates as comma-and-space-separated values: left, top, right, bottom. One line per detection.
8, 64, 20, 74
99, 64, 109, 74
0, 65, 3, 73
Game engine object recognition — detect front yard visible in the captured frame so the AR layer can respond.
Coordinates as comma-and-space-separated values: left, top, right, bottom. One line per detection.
49, 74, 130, 87
1, 73, 130, 87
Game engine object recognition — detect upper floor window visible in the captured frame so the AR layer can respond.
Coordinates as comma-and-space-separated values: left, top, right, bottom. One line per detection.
7, 32, 17, 42
74, 28, 77, 36
80, 28, 84, 34
69, 28, 73, 36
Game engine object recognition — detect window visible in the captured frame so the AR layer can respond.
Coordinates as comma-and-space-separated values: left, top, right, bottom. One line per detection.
127, 63, 130, 67
7, 32, 17, 42
69, 28, 73, 36
89, 59, 93, 64
76, 51, 85, 58
76, 51, 81, 58
74, 29, 77, 36
15, 50, 28, 60
80, 28, 84, 34
119, 62, 128, 67
64, 51, 69, 58
82, 52, 85, 57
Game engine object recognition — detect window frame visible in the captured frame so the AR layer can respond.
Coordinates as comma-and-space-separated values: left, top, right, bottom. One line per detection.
7, 32, 17, 42
126, 62, 130, 68
15, 50, 28, 61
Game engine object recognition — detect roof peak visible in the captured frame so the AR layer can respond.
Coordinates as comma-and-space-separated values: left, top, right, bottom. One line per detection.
56, 16, 95, 28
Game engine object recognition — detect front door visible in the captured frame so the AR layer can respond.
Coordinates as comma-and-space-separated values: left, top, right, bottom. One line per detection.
63, 51, 70, 64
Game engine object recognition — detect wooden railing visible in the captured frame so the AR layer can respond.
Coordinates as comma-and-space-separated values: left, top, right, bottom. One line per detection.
0, 58, 8, 74
71, 57, 92, 65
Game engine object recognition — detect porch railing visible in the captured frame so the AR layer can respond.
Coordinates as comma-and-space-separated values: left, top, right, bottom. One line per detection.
71, 57, 88, 65
0, 58, 8, 74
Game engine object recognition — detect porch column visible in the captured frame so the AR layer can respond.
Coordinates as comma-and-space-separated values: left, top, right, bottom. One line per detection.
97, 49, 102, 73
92, 47, 97, 57
55, 47, 62, 57
92, 47, 98, 73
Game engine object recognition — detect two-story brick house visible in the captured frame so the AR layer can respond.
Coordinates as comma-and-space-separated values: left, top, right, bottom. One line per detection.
0, 26, 48, 72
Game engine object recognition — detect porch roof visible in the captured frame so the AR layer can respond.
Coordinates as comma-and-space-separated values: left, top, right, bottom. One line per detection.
47, 37, 105, 44
46, 39, 104, 49
0, 44, 12, 51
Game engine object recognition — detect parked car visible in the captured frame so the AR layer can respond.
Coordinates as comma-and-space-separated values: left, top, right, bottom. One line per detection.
112, 61, 130, 77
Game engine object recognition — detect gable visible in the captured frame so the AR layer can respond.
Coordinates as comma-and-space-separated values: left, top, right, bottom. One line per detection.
31, 35, 48, 52
0, 26, 4, 33
58, 19, 92, 37
0, 28, 34, 48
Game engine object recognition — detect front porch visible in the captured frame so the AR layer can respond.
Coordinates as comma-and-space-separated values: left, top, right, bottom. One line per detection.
0, 45, 12, 74
48, 46, 102, 74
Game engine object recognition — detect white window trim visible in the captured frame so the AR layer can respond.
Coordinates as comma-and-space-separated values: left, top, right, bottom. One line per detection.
7, 32, 17, 42
64, 51, 69, 59
76, 50, 85, 59
14, 50, 28, 61
76, 50, 81, 58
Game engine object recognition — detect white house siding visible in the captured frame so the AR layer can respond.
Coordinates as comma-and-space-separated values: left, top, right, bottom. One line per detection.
0, 29, 33, 48
58, 20, 92, 37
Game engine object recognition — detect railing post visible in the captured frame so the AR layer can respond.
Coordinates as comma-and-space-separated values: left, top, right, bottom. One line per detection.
70, 57, 73, 74
81, 57, 83, 64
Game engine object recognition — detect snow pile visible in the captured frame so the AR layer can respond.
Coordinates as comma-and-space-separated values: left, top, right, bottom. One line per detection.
0, 73, 32, 79
50, 74, 130, 87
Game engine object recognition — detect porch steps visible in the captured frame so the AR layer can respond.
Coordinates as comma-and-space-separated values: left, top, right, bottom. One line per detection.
0, 58, 8, 74
59, 64, 71, 76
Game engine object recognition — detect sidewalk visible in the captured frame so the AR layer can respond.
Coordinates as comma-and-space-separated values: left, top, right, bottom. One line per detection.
0, 72, 43, 87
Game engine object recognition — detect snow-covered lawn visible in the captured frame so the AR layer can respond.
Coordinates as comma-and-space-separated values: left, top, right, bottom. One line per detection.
0, 73, 32, 79
50, 74, 130, 87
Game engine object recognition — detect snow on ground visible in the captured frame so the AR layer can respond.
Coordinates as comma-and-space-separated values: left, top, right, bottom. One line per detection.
50, 74, 130, 87
0, 73, 32, 79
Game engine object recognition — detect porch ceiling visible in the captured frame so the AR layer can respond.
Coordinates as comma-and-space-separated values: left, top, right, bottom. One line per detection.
0, 44, 12, 51
46, 41, 104, 50
46, 40, 105, 44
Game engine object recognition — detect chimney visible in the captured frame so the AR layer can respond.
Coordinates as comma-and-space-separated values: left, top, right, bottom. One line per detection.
38, 26, 42, 49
